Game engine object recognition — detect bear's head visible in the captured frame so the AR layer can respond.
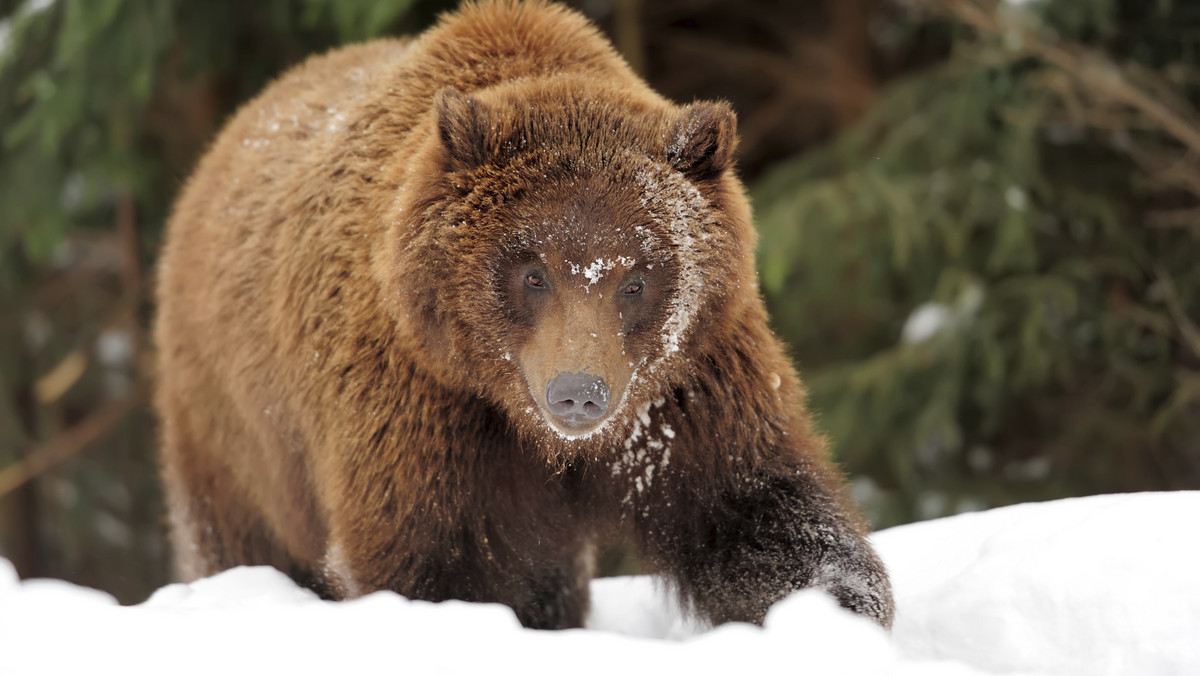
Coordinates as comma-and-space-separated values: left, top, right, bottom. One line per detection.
383, 76, 756, 458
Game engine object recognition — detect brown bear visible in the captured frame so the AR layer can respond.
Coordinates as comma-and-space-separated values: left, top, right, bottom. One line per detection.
154, 0, 893, 630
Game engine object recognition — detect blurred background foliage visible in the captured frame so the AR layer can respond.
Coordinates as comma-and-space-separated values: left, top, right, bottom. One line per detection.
0, 0, 1197, 603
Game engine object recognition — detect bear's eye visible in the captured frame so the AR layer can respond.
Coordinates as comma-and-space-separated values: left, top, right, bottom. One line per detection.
622, 281, 643, 295
525, 273, 547, 289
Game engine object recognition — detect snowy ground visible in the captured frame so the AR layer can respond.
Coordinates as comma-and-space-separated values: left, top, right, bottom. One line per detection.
2, 491, 1197, 675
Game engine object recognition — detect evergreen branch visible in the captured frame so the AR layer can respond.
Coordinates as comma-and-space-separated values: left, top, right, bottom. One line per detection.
927, 0, 1200, 196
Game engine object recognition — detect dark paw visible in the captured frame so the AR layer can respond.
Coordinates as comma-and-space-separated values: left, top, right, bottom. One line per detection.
514, 569, 589, 630
811, 551, 894, 629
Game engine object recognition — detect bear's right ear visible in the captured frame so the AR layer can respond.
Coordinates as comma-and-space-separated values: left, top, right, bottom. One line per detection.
434, 88, 489, 171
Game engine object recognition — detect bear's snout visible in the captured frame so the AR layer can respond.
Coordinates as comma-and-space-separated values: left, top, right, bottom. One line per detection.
546, 373, 610, 424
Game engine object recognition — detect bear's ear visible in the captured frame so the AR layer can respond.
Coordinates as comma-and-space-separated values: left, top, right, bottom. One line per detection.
434, 87, 489, 171
666, 101, 738, 181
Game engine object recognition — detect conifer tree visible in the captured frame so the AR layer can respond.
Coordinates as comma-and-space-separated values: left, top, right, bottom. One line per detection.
755, 0, 1200, 526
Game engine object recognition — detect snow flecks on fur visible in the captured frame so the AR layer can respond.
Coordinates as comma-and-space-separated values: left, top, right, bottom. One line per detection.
563, 256, 637, 292
802, 520, 893, 626
238, 82, 368, 152
325, 108, 348, 133
612, 396, 671, 509
633, 166, 709, 362
632, 225, 657, 254
581, 258, 612, 290
666, 113, 704, 163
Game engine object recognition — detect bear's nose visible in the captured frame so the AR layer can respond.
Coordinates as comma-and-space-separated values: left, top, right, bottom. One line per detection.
546, 373, 610, 423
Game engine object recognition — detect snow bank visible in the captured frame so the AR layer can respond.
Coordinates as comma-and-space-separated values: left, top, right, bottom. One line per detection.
1, 492, 1197, 675
874, 491, 1200, 675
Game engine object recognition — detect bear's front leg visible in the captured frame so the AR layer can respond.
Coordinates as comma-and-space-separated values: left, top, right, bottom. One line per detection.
322, 514, 593, 629
639, 464, 894, 629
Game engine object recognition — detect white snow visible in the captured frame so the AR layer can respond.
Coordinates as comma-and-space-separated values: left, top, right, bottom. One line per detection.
1005, 185, 1028, 211
874, 491, 1200, 675
1, 0, 59, 63
564, 256, 637, 292
582, 258, 611, 288
1, 492, 1197, 675
95, 328, 133, 367
901, 302, 952, 343
901, 285, 984, 345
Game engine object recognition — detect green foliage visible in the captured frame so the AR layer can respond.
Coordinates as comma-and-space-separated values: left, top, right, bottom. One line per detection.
301, 0, 421, 42
2, 1, 166, 269
0, 0, 441, 285
754, 0, 1200, 526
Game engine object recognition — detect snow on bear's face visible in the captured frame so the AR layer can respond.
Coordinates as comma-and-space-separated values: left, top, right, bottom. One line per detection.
393, 82, 745, 456
486, 173, 681, 440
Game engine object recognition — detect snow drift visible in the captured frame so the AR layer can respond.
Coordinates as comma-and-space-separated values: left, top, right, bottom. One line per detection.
2, 491, 1197, 675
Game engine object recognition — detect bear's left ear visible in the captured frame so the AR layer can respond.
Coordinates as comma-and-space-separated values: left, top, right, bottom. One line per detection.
666, 101, 738, 181
434, 87, 490, 171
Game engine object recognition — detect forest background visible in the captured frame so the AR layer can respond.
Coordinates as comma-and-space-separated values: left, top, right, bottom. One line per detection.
1, 0, 1197, 603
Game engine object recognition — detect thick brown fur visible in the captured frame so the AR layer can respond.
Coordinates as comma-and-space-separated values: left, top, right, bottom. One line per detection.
154, 0, 893, 630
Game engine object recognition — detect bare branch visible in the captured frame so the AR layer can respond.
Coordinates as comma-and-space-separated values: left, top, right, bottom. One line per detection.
0, 387, 143, 500
1156, 266, 1200, 360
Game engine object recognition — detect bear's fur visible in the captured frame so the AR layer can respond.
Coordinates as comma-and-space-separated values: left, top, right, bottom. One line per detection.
154, 0, 893, 629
